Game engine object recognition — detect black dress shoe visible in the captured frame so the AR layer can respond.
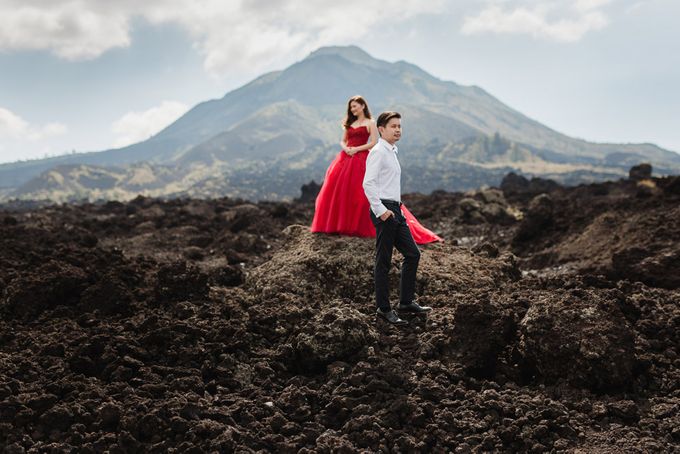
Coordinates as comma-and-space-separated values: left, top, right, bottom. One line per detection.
376, 309, 408, 325
397, 301, 432, 313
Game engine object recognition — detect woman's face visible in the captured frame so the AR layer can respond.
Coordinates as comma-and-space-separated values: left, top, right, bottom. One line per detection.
349, 101, 364, 117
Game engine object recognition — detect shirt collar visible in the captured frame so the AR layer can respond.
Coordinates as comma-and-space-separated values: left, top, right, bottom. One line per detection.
379, 138, 398, 154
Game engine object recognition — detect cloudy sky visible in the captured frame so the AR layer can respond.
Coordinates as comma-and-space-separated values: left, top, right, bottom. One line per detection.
0, 0, 678, 164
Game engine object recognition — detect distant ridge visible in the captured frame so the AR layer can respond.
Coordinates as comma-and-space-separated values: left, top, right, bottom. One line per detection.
1, 45, 679, 202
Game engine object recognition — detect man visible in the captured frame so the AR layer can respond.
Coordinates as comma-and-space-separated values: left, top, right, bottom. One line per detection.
362, 111, 432, 326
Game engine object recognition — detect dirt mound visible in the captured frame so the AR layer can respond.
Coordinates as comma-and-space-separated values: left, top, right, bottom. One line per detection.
447, 298, 522, 380
0, 223, 140, 320
511, 173, 680, 289
249, 225, 376, 303
249, 225, 520, 305
284, 304, 378, 374
612, 245, 680, 289
518, 288, 635, 392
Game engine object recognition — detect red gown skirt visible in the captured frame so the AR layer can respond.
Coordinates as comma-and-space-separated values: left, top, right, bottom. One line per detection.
311, 125, 441, 245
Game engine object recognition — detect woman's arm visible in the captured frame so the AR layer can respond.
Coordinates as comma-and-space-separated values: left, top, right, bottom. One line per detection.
340, 128, 350, 153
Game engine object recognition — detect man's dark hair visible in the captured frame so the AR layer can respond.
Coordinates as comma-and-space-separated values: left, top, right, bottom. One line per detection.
376, 111, 401, 128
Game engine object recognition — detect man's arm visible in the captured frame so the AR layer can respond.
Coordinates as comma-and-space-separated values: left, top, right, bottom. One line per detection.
363, 148, 388, 218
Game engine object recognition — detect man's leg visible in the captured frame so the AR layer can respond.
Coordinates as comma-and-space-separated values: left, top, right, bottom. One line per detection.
370, 209, 397, 311
393, 212, 421, 305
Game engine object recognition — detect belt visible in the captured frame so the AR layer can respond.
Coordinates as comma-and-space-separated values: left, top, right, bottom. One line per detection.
381, 199, 402, 206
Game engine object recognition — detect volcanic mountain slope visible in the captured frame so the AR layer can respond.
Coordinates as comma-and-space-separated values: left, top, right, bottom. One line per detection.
2, 45, 679, 202
0, 169, 679, 452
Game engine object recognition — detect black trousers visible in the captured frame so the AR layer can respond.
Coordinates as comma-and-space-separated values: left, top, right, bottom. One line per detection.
369, 199, 421, 311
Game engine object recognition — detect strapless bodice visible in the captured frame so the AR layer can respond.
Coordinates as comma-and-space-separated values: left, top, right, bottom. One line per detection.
346, 125, 371, 147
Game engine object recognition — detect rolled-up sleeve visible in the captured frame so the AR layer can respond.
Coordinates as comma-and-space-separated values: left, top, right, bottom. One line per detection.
363, 148, 387, 217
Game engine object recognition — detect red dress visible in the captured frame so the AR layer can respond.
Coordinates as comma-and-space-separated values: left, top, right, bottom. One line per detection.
311, 125, 441, 244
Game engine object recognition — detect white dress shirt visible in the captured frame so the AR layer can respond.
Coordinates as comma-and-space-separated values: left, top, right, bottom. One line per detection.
363, 138, 401, 218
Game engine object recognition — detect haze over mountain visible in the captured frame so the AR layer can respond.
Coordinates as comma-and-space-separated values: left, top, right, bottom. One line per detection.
2, 45, 679, 202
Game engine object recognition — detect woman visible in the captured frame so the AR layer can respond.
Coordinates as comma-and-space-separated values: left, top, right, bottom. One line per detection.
311, 95, 441, 244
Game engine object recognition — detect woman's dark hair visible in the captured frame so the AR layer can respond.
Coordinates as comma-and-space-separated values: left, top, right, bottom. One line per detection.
343, 95, 372, 129
376, 111, 401, 128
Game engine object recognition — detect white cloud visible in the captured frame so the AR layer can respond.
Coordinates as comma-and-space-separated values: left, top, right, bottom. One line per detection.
0, 107, 29, 138
575, 0, 613, 12
0, 0, 444, 74
461, 1, 614, 42
624, 1, 646, 14
0, 2, 131, 60
0, 106, 69, 163
0, 106, 67, 140
112, 101, 189, 148
41, 123, 68, 137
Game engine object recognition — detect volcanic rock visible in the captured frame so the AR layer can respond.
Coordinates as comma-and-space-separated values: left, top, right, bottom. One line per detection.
449, 299, 521, 379
3, 260, 90, 320
297, 181, 322, 203
514, 193, 554, 242
628, 163, 652, 181
80, 273, 134, 315
612, 246, 680, 289
287, 305, 378, 373
518, 289, 636, 392
154, 261, 209, 303
500, 172, 529, 195
501, 172, 559, 198
1, 177, 679, 452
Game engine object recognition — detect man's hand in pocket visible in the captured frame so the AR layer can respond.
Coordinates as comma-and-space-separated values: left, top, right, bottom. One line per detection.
380, 210, 395, 221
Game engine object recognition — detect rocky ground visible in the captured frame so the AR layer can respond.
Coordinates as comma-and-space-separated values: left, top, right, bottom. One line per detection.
0, 165, 678, 453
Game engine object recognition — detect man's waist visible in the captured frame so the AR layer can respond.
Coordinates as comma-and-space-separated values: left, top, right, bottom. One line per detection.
380, 198, 402, 207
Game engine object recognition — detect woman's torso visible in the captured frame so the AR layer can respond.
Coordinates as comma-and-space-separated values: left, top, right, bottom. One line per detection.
346, 125, 371, 148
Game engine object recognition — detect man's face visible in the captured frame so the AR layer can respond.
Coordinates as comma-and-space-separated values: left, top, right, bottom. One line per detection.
379, 118, 401, 144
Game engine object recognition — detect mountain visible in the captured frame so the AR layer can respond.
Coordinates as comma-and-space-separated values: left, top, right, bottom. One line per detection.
2, 45, 679, 202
